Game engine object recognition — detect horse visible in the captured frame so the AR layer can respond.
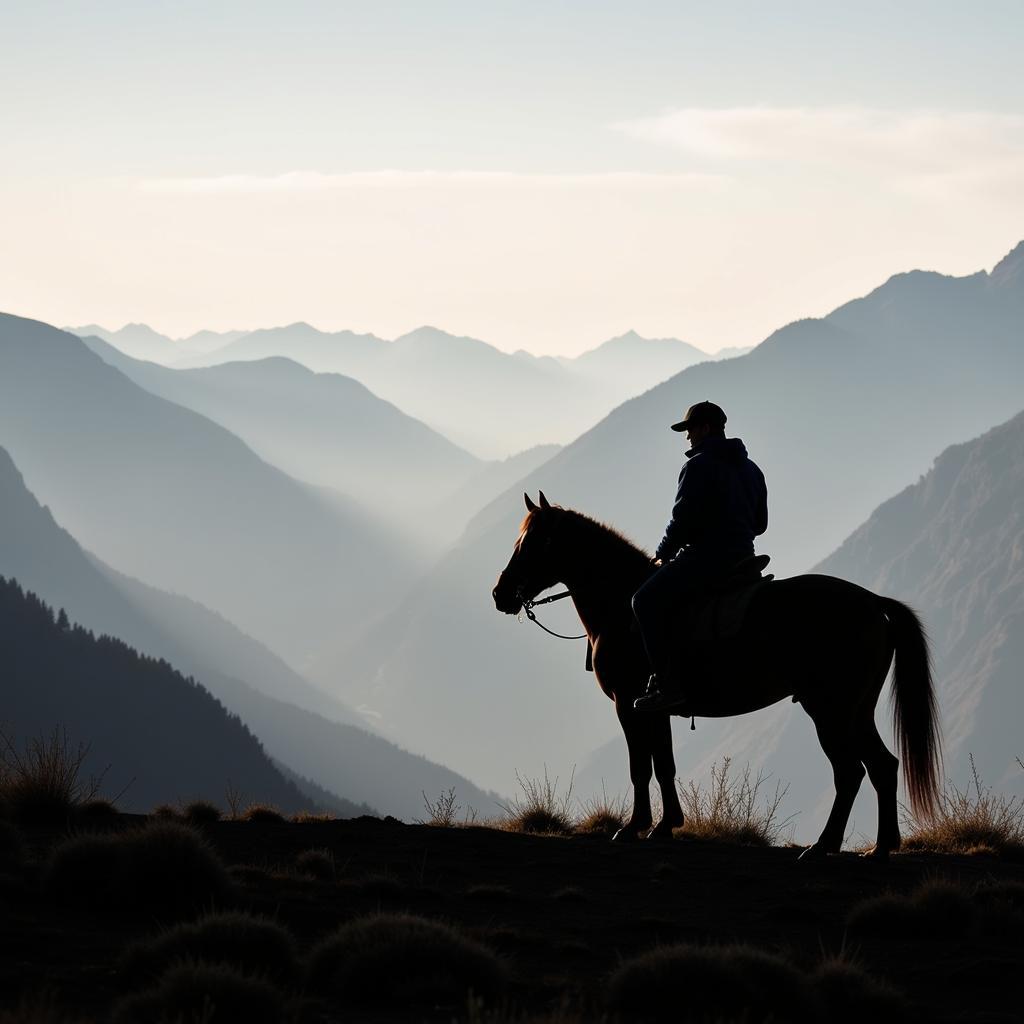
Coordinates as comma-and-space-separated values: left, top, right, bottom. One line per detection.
491, 491, 942, 859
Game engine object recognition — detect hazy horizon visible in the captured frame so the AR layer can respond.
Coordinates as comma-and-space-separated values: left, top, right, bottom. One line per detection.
4, 2, 1023, 356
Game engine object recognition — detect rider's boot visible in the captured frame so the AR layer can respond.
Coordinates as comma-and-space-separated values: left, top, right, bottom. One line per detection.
633, 672, 689, 712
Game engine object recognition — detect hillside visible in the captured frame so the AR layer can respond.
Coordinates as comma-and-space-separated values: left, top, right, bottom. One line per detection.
78, 337, 482, 547
818, 407, 1024, 784
314, 241, 1024, 798
4, 816, 1024, 1021
0, 446, 496, 818
0, 577, 335, 813
0, 312, 412, 666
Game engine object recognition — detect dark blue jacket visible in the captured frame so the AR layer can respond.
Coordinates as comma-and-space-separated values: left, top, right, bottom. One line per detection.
654, 436, 768, 563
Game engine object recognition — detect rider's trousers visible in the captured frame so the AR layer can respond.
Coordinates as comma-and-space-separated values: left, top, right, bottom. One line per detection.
631, 547, 743, 681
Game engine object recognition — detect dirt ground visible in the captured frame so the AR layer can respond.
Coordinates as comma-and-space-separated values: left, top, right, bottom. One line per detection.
3, 815, 1023, 1022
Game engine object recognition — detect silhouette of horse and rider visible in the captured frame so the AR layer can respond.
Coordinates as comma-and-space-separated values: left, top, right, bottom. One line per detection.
492, 401, 941, 859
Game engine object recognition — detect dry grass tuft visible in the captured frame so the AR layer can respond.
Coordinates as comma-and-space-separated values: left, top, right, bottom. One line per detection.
111, 960, 286, 1024
240, 804, 286, 824
307, 912, 508, 1006
45, 820, 232, 918
183, 800, 222, 825
419, 787, 480, 827
847, 878, 976, 939
606, 942, 816, 1022
500, 768, 575, 835
75, 799, 119, 823
0, 727, 105, 824
811, 956, 908, 1020
151, 803, 181, 820
294, 848, 335, 880
675, 757, 793, 847
291, 810, 334, 823
902, 755, 1024, 859
120, 910, 300, 988
574, 786, 627, 836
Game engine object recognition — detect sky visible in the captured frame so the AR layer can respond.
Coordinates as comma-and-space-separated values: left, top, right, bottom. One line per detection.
2, 1, 1023, 355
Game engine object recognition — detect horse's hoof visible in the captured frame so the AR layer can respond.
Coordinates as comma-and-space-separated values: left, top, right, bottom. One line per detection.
860, 845, 893, 861
645, 824, 678, 842
612, 826, 645, 843
798, 844, 834, 862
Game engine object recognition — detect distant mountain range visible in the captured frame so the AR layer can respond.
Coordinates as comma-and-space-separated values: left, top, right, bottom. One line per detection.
0, 444, 499, 818
71, 323, 740, 458
77, 337, 485, 549
0, 313, 414, 667
315, 241, 1024, 795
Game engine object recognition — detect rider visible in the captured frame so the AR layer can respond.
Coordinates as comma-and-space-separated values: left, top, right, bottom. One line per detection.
633, 400, 768, 712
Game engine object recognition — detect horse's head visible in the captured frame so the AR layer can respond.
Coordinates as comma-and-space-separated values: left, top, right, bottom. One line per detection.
492, 491, 564, 614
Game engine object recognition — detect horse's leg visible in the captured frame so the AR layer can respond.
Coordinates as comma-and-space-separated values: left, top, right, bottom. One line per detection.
613, 700, 653, 842
647, 713, 683, 840
858, 717, 901, 858
800, 713, 865, 860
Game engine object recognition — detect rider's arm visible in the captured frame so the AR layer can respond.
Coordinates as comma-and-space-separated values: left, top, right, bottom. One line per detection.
654, 459, 707, 561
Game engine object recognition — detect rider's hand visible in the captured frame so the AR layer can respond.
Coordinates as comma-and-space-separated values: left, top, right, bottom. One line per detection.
652, 558, 663, 567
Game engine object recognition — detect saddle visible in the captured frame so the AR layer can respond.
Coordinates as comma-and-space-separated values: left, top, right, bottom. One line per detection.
587, 554, 774, 673
673, 553, 774, 655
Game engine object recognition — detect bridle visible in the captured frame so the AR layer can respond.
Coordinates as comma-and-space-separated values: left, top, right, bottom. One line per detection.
517, 587, 588, 641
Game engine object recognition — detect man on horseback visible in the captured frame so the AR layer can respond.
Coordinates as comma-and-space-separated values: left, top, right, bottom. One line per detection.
633, 400, 768, 712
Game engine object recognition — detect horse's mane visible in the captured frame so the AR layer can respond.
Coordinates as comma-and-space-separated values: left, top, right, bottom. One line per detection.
522, 506, 652, 580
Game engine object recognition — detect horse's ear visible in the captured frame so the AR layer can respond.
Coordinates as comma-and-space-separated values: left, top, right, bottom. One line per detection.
524, 493, 538, 512
538, 491, 551, 509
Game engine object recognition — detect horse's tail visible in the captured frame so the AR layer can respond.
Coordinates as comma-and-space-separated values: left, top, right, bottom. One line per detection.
881, 597, 942, 820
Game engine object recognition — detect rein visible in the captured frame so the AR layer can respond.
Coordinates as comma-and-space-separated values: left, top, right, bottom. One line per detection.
518, 588, 588, 641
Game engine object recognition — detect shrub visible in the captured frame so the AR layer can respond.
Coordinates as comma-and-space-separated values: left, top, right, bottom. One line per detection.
183, 801, 222, 825
75, 799, 118, 823
420, 786, 462, 827
120, 911, 300, 988
812, 956, 908, 1020
294, 848, 335, 880
607, 943, 815, 1023
903, 755, 1024, 858
151, 804, 181, 820
0, 820, 26, 869
847, 878, 976, 939
45, 820, 232, 917
307, 912, 508, 1006
499, 767, 574, 835
675, 758, 793, 847
292, 811, 333, 823
0, 727, 104, 824
240, 804, 285, 823
111, 961, 285, 1024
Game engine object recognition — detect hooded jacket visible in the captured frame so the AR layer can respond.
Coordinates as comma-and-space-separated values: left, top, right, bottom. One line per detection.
654, 436, 768, 563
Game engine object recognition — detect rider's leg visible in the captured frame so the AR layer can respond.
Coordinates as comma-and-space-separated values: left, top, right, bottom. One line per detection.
631, 552, 703, 682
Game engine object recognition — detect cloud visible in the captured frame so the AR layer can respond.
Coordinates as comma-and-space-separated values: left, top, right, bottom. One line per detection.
138, 170, 727, 194
615, 106, 1024, 198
